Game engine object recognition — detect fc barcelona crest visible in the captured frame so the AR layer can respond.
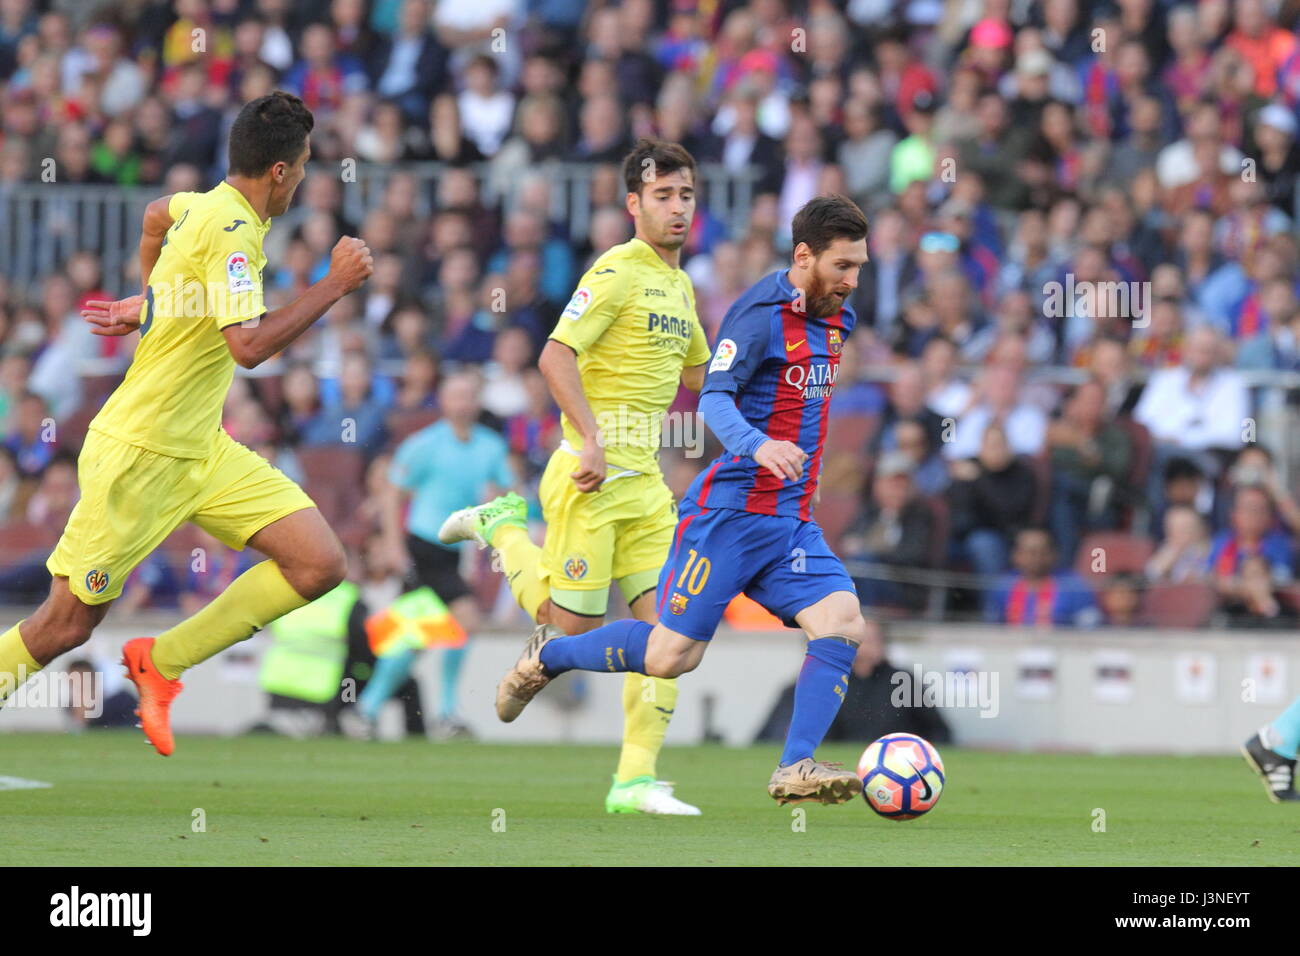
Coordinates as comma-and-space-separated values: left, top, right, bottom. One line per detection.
669, 592, 689, 615
828, 328, 843, 355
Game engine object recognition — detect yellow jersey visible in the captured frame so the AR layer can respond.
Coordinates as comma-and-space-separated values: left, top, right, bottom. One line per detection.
91, 182, 270, 459
549, 237, 711, 477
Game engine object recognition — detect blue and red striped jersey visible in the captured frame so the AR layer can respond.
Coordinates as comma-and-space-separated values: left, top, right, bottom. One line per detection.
685, 268, 855, 520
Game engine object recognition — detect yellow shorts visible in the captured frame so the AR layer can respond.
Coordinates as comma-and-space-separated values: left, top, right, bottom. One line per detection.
538, 449, 676, 617
47, 427, 316, 605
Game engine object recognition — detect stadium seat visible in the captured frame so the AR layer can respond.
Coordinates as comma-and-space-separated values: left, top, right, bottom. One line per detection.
815, 490, 860, 552
825, 412, 878, 458
296, 447, 366, 526
1074, 531, 1154, 581
386, 407, 439, 445
0, 521, 59, 562
1140, 582, 1218, 628
924, 494, 951, 618
1113, 416, 1153, 527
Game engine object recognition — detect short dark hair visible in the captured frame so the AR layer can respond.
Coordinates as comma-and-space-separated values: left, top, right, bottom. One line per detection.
622, 138, 696, 196
791, 194, 869, 256
228, 92, 314, 177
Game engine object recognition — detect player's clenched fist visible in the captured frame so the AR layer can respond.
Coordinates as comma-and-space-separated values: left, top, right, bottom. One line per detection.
329, 236, 373, 293
755, 439, 807, 482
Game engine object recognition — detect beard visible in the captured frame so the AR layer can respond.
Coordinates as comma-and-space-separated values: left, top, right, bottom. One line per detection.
804, 273, 847, 318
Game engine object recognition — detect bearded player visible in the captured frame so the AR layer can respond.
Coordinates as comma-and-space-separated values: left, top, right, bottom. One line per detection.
439, 140, 710, 815
0, 92, 373, 755
491, 195, 874, 806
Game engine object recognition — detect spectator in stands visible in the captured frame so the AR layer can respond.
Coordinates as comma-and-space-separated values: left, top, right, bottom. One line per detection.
1207, 484, 1294, 615
875, 360, 945, 456
948, 422, 1038, 621
5, 392, 53, 477
182, 529, 258, 615
480, 325, 532, 421
370, 0, 445, 121
1097, 573, 1145, 627
301, 350, 389, 457
841, 451, 933, 613
118, 551, 179, 614
1146, 504, 1211, 584
1224, 444, 1300, 534
943, 359, 1047, 460
23, 449, 75, 526
892, 419, 948, 497
992, 527, 1101, 627
1134, 325, 1248, 500
1046, 380, 1133, 569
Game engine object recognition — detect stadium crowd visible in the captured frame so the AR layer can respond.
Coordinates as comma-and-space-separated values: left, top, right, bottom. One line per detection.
2, 0, 1300, 627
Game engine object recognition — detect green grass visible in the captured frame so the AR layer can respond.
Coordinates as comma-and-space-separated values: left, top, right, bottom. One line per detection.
1, 732, 1297, 866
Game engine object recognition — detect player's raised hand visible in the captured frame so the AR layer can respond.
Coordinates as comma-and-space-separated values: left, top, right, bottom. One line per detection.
755, 439, 807, 482
328, 236, 373, 294
80, 294, 145, 336
571, 439, 607, 493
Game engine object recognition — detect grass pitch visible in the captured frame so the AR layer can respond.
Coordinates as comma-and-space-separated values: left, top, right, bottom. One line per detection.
0, 731, 1296, 866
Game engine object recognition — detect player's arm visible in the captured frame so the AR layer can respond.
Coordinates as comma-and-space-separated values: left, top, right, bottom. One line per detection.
681, 364, 707, 391
81, 192, 188, 336
139, 194, 176, 291
538, 340, 604, 492
545, 266, 627, 493
223, 237, 372, 369
698, 311, 806, 481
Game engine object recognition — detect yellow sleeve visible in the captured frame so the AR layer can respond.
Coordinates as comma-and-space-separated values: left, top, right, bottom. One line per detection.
685, 284, 710, 366
167, 191, 200, 220
548, 262, 629, 355
201, 224, 266, 330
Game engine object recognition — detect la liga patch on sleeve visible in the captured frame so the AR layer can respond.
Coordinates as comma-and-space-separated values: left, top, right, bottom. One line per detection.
226, 251, 255, 295
710, 338, 737, 372
562, 287, 592, 320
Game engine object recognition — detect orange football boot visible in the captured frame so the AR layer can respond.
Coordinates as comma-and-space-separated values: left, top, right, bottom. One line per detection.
121, 637, 183, 756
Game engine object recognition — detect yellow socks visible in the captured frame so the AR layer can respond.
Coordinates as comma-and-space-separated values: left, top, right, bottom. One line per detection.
0, 622, 39, 705
616, 673, 678, 782
492, 524, 549, 621
151, 560, 308, 681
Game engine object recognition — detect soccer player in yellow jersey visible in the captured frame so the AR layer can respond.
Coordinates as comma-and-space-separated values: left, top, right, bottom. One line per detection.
440, 140, 710, 814
0, 92, 373, 755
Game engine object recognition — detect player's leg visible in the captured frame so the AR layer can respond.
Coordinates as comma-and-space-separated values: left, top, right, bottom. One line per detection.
604, 477, 698, 813
0, 577, 113, 706
439, 490, 550, 620
746, 519, 867, 805
1243, 695, 1300, 802
495, 501, 741, 720
13, 428, 195, 722
137, 435, 342, 754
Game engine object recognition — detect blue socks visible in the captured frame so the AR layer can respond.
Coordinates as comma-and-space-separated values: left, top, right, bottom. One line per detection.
779, 637, 856, 766
539, 619, 652, 675
1268, 696, 1300, 759
359, 646, 417, 722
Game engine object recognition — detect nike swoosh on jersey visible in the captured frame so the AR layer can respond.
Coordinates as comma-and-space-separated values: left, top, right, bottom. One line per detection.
785, 339, 805, 351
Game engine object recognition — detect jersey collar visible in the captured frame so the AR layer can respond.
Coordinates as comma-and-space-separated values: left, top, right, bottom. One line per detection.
629, 236, 679, 274
217, 180, 271, 232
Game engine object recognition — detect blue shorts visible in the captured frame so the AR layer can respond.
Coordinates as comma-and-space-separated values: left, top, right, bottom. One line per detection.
654, 499, 858, 641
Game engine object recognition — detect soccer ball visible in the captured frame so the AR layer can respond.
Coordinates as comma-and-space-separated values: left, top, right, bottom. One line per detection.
857, 733, 945, 820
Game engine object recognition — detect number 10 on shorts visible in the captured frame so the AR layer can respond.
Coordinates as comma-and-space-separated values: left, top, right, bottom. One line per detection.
675, 549, 711, 595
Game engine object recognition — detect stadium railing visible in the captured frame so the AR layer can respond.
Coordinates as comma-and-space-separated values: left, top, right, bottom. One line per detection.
0, 162, 762, 296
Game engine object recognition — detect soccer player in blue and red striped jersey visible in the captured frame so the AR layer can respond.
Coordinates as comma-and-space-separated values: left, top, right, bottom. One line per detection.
493, 195, 875, 806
